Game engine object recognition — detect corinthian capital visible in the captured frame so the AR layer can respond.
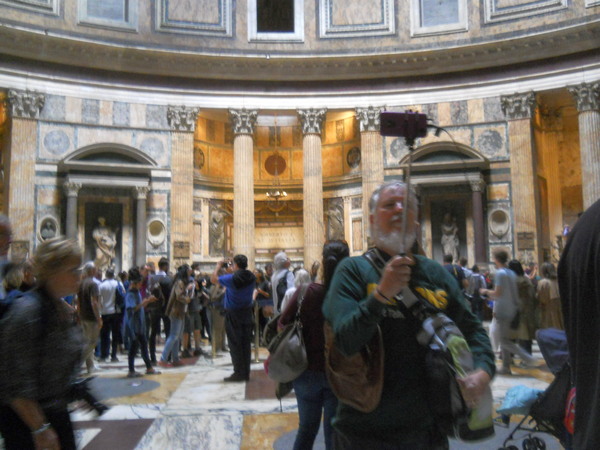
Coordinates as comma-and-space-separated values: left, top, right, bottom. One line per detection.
7, 89, 45, 119
356, 106, 384, 132
63, 182, 82, 197
501, 92, 536, 120
167, 106, 199, 132
229, 108, 258, 135
297, 108, 327, 135
133, 186, 150, 200
568, 82, 600, 112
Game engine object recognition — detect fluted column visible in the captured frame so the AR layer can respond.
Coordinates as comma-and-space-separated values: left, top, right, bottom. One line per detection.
568, 82, 600, 209
230, 109, 257, 269
502, 92, 539, 261
298, 108, 327, 268
64, 182, 82, 240
356, 106, 384, 248
134, 186, 150, 266
168, 105, 198, 265
470, 179, 486, 265
6, 90, 44, 245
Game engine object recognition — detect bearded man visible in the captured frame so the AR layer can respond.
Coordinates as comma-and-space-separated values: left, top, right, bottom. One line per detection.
323, 181, 495, 449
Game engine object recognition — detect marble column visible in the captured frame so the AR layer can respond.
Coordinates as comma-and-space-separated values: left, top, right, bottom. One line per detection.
167, 106, 198, 264
134, 186, 150, 266
6, 89, 44, 244
297, 108, 327, 268
230, 109, 257, 269
470, 179, 486, 265
568, 82, 600, 209
501, 92, 539, 261
356, 106, 384, 248
64, 182, 82, 240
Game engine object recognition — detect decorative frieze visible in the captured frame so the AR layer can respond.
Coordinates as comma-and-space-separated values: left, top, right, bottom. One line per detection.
297, 108, 327, 135
501, 92, 536, 120
229, 108, 258, 135
167, 106, 199, 131
356, 106, 384, 132
7, 90, 45, 119
568, 82, 600, 112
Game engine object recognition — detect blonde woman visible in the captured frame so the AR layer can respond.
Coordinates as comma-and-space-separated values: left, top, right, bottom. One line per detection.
0, 237, 84, 450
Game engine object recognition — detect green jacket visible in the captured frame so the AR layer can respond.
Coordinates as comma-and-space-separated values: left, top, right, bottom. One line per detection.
323, 252, 495, 444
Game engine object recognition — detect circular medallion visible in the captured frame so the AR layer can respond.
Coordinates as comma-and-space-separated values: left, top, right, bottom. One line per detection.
346, 146, 361, 168
265, 154, 287, 176
43, 130, 70, 155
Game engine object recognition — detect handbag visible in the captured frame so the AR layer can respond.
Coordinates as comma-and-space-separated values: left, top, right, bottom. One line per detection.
266, 291, 308, 383
324, 321, 384, 413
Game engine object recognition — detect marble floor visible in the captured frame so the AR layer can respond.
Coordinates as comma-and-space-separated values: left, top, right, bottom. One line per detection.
66, 337, 562, 450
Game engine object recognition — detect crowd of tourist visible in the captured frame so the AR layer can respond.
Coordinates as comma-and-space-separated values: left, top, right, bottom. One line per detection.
0, 180, 596, 449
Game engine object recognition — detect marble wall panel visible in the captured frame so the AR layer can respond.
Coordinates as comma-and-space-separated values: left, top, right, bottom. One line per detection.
37, 187, 60, 206
146, 105, 169, 129
467, 98, 485, 124
484, 0, 568, 23
423, 103, 439, 126
450, 100, 469, 125
320, 0, 395, 38
149, 192, 168, 210
77, 127, 133, 149
438, 102, 452, 127
137, 133, 170, 167
40, 95, 66, 121
82, 99, 100, 124
487, 183, 510, 201
208, 146, 233, 178
113, 101, 130, 127
39, 123, 75, 160
386, 136, 409, 167
130, 104, 146, 128
99, 100, 113, 126
291, 149, 303, 180
156, 0, 232, 36
474, 124, 507, 160
483, 97, 504, 122
322, 145, 343, 177
65, 97, 82, 124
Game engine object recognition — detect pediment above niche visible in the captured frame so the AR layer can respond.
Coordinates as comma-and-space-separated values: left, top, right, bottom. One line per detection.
399, 142, 488, 173
59, 144, 157, 175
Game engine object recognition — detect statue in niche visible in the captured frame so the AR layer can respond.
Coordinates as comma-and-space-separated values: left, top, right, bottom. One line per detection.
440, 212, 459, 263
93, 217, 117, 272
40, 219, 57, 240
209, 208, 226, 255
326, 200, 344, 240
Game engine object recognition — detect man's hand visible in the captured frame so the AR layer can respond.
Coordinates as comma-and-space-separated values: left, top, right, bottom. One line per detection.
375, 255, 414, 303
457, 369, 491, 409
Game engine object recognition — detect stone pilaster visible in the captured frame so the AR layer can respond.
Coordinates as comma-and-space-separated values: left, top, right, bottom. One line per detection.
169, 106, 197, 264
469, 179, 486, 265
356, 106, 384, 249
6, 90, 44, 245
501, 92, 539, 260
230, 108, 257, 269
64, 182, 82, 240
297, 108, 327, 268
538, 105, 564, 262
134, 186, 150, 266
201, 198, 210, 260
568, 82, 600, 209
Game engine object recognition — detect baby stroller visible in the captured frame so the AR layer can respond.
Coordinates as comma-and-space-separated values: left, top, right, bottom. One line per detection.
497, 328, 572, 450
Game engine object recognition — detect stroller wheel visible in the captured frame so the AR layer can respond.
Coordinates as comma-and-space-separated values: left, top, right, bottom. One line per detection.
532, 437, 546, 449
522, 438, 536, 450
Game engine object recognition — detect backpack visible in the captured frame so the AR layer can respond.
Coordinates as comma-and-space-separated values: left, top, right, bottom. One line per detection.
276, 271, 289, 311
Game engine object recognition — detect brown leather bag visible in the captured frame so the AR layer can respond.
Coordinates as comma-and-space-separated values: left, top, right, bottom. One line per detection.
323, 321, 384, 413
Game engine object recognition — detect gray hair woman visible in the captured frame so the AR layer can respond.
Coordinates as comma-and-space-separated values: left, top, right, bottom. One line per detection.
0, 237, 84, 450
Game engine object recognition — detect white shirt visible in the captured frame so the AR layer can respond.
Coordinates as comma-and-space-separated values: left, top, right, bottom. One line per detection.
99, 278, 119, 315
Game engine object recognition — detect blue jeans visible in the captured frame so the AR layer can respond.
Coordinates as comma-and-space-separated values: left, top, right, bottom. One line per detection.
292, 369, 338, 450
161, 316, 183, 363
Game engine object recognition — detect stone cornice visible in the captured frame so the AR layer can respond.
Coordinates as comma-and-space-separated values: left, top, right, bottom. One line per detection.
0, 21, 598, 82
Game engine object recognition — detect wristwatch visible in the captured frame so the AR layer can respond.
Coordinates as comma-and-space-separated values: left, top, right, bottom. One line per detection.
31, 422, 51, 435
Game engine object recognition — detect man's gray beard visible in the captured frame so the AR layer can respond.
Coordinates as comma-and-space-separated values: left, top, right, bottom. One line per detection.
372, 226, 417, 255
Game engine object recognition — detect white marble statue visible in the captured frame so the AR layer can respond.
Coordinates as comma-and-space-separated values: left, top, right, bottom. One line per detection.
441, 212, 459, 263
93, 216, 117, 272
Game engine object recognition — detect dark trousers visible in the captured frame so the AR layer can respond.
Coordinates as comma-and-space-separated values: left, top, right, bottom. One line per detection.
100, 313, 120, 359
128, 332, 153, 372
148, 310, 166, 362
0, 404, 76, 450
225, 307, 253, 379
